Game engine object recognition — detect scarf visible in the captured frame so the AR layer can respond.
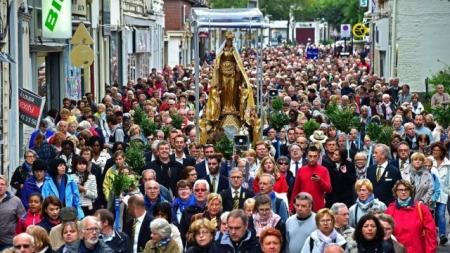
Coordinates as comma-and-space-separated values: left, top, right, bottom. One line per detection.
156, 238, 171, 248
355, 166, 367, 179
396, 197, 412, 208
172, 194, 196, 213
317, 229, 338, 253
22, 162, 33, 175
356, 194, 375, 211
252, 211, 281, 236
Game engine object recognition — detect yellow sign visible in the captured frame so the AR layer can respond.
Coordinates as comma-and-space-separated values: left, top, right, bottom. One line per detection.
352, 23, 369, 37
71, 23, 94, 45
71, 23, 94, 68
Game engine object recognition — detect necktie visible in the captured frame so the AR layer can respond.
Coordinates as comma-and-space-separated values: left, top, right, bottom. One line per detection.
295, 161, 299, 172
233, 190, 239, 209
212, 176, 217, 193
132, 218, 137, 242
400, 160, 405, 171
376, 165, 382, 181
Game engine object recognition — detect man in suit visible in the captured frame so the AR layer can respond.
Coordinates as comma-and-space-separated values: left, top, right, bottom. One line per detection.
170, 134, 195, 167
389, 142, 411, 181
124, 195, 152, 253
288, 144, 307, 177
280, 127, 297, 157
202, 154, 228, 193
221, 168, 255, 211
321, 138, 338, 169
195, 144, 216, 179
146, 140, 183, 195
367, 144, 402, 206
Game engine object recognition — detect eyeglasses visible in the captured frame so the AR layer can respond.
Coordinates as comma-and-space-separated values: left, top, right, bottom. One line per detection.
230, 176, 243, 180
194, 188, 207, 192
278, 162, 288, 165
84, 227, 100, 233
14, 244, 30, 249
396, 188, 409, 193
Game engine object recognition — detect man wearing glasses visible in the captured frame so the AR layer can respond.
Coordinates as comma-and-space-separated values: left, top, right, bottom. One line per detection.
80, 216, 112, 252
179, 179, 210, 244
12, 233, 35, 253
220, 168, 254, 211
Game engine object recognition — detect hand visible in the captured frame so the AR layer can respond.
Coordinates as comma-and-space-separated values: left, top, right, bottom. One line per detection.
311, 174, 320, 182
340, 165, 347, 173
78, 184, 86, 193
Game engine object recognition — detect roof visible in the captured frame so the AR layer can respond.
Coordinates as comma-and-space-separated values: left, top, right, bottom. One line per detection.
191, 8, 266, 28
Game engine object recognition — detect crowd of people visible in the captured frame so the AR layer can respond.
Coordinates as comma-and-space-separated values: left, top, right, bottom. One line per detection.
1, 43, 450, 253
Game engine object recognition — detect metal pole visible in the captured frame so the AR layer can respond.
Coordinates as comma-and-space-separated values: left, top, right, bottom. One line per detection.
193, 23, 200, 142
258, 28, 264, 139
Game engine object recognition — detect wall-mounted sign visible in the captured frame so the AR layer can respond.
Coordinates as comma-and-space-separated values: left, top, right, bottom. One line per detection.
72, 0, 87, 16
43, 0, 72, 38
19, 88, 46, 128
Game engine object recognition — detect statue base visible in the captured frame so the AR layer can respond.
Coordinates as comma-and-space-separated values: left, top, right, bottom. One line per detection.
221, 114, 241, 140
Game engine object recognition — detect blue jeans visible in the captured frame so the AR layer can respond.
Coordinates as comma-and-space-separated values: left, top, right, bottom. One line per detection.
436, 202, 447, 236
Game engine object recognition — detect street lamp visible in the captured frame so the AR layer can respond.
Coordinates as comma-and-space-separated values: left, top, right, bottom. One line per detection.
331, 29, 340, 56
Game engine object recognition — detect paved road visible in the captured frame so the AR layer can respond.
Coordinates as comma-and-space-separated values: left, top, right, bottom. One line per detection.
437, 218, 450, 253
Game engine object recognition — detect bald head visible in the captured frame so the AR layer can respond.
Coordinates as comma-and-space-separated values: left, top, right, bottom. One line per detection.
13, 233, 35, 253
323, 244, 344, 253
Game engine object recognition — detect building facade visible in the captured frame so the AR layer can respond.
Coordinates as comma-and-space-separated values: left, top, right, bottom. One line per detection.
372, 0, 450, 91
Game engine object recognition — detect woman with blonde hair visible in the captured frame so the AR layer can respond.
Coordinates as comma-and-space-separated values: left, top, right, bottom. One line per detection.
25, 225, 52, 253
349, 179, 386, 227
192, 193, 222, 226
56, 222, 80, 253
409, 152, 433, 205
186, 218, 216, 253
252, 156, 289, 195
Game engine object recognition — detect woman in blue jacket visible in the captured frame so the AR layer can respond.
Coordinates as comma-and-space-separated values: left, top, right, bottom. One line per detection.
41, 158, 84, 219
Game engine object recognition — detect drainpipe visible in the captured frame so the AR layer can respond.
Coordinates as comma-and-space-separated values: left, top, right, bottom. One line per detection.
390, 0, 398, 77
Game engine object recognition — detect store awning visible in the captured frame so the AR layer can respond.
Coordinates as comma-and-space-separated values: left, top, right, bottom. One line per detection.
191, 8, 267, 29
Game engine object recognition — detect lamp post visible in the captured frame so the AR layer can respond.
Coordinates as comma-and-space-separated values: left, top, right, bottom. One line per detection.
331, 29, 339, 57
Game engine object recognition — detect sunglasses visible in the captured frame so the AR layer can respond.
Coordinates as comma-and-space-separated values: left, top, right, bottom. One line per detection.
194, 188, 207, 192
278, 162, 288, 165
14, 244, 31, 249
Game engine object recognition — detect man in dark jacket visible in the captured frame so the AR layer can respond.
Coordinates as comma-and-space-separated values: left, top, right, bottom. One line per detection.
95, 209, 130, 253
124, 195, 152, 253
79, 216, 113, 253
179, 179, 209, 244
146, 141, 183, 195
212, 209, 261, 253
21, 159, 47, 209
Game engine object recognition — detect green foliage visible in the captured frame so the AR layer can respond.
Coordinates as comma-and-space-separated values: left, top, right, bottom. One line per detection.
299, 0, 364, 26
132, 107, 146, 126
429, 66, 450, 94
432, 106, 450, 129
161, 126, 171, 139
303, 118, 320, 137
171, 113, 183, 130
210, 0, 249, 8
125, 142, 146, 175
366, 123, 394, 145
141, 118, 158, 137
214, 135, 234, 160
324, 103, 360, 133
271, 97, 284, 111
269, 112, 290, 131
111, 173, 138, 197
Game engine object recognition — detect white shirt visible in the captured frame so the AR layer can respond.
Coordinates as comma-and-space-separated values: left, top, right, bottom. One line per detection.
399, 159, 411, 181
232, 187, 241, 198
174, 152, 186, 165
376, 161, 389, 178
133, 211, 146, 253
290, 159, 302, 176
209, 174, 219, 193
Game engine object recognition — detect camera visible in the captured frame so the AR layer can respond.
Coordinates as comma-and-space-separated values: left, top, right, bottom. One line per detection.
269, 89, 278, 97
234, 135, 249, 152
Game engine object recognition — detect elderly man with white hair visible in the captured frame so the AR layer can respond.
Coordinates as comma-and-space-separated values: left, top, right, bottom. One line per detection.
12, 233, 35, 253
80, 216, 112, 253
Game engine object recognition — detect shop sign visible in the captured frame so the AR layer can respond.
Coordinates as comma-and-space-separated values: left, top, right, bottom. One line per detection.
43, 0, 72, 38
72, 0, 87, 16
18, 88, 46, 128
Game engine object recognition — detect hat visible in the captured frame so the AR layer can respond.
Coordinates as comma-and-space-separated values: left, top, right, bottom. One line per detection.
319, 123, 329, 129
60, 207, 77, 222
310, 130, 328, 144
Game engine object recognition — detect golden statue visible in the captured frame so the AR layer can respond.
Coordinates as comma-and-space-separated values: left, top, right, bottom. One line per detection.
199, 31, 260, 145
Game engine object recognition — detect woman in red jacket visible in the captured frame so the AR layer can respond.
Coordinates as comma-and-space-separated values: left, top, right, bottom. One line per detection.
385, 179, 437, 253
253, 156, 289, 194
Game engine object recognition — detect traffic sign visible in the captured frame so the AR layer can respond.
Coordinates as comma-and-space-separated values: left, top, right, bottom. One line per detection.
71, 23, 94, 45
71, 45, 94, 68
341, 24, 351, 38
352, 23, 369, 37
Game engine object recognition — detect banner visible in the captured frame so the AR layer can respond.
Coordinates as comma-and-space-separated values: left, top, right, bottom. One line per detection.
18, 88, 46, 128
42, 0, 72, 38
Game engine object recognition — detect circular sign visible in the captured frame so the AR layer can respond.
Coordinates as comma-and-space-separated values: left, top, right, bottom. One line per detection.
71, 45, 94, 68
352, 23, 368, 37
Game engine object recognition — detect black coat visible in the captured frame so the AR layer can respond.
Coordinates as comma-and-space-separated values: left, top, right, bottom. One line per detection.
146, 158, 183, 194
169, 154, 196, 167
104, 230, 130, 253
367, 163, 402, 206
220, 188, 255, 212
323, 158, 357, 208
186, 243, 214, 253
203, 174, 229, 194
179, 203, 207, 245
123, 213, 152, 253
212, 230, 262, 253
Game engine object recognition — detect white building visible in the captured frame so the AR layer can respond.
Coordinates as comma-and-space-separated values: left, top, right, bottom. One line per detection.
372, 0, 450, 92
